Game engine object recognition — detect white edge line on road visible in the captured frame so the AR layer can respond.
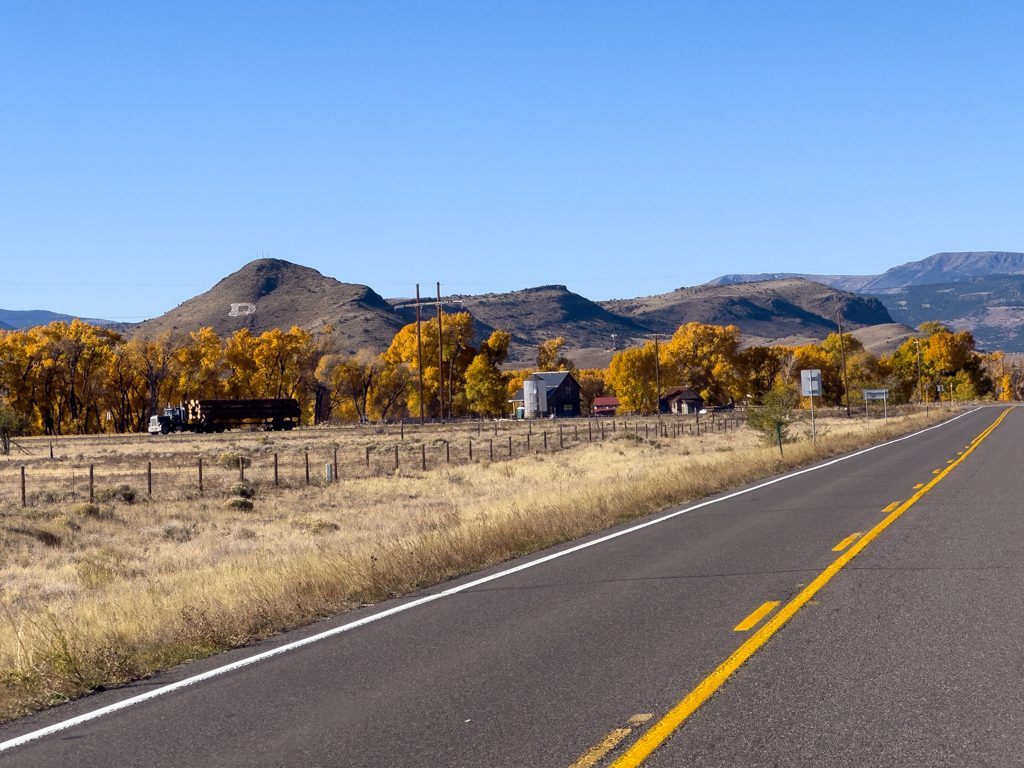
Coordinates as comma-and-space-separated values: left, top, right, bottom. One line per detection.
0, 409, 980, 752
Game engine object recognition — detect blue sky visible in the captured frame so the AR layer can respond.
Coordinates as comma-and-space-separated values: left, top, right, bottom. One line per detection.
3, 1, 1024, 321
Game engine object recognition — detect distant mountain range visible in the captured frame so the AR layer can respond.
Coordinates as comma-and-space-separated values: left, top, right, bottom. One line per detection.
710, 251, 1024, 294
873, 274, 1024, 351
123, 259, 899, 366
8, 248, 1024, 356
0, 308, 113, 330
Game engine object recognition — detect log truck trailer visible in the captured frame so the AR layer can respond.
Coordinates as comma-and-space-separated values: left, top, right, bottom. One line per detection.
148, 398, 301, 434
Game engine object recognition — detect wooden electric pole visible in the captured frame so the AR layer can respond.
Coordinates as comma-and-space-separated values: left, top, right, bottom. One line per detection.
416, 284, 424, 424
837, 313, 851, 417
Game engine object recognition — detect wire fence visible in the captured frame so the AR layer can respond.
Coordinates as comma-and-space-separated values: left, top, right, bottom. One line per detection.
0, 413, 751, 509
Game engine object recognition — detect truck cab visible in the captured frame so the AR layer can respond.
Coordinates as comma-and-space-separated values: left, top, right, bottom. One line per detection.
148, 406, 187, 435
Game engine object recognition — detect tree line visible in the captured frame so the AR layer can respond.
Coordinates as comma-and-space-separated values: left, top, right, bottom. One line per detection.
0, 315, 1008, 437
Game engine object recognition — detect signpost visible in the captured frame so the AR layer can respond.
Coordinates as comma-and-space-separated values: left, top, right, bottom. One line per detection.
863, 388, 889, 425
801, 369, 822, 442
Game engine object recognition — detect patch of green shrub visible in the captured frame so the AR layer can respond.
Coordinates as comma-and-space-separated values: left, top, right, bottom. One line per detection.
224, 498, 254, 511
229, 482, 255, 499
95, 484, 136, 504
216, 453, 251, 470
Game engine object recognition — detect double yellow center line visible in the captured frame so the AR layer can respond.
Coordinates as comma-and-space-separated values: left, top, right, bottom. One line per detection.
606, 407, 1012, 768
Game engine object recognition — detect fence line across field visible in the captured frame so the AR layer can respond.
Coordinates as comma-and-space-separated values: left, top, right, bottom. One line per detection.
1, 414, 755, 508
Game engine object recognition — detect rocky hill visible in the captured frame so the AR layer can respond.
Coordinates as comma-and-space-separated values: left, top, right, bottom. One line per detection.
600, 279, 893, 346
390, 285, 651, 367
134, 259, 406, 356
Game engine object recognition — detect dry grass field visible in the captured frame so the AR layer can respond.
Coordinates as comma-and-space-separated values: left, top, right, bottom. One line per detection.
0, 408, 951, 721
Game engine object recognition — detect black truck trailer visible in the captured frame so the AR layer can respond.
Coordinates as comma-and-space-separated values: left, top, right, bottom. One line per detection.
148, 398, 301, 434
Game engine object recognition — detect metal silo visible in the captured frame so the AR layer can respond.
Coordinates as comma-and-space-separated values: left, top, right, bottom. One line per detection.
524, 374, 547, 419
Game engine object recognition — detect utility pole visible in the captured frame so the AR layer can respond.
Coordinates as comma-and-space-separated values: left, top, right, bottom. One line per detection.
392, 285, 463, 424
416, 284, 424, 424
437, 282, 444, 424
914, 339, 924, 404
653, 335, 661, 418
837, 313, 851, 417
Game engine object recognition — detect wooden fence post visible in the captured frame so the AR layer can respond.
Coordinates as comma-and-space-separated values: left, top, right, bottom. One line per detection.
543, 432, 547, 451
527, 433, 531, 452
239, 456, 245, 482
305, 452, 310, 485
89, 464, 94, 503
365, 447, 370, 467
469, 439, 473, 461
20, 466, 26, 508
489, 439, 493, 461
446, 442, 450, 463
333, 448, 338, 482
147, 462, 152, 497
508, 435, 512, 457
273, 453, 278, 486
394, 445, 399, 470
421, 443, 426, 471
199, 457, 204, 495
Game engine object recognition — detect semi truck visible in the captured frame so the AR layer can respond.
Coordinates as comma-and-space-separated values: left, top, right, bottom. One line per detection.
148, 398, 301, 434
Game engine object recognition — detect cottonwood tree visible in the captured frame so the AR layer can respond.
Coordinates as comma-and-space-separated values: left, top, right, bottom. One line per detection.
536, 337, 574, 371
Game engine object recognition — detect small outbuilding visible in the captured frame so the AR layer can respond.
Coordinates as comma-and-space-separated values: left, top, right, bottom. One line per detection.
591, 396, 620, 417
509, 371, 582, 418
660, 386, 704, 415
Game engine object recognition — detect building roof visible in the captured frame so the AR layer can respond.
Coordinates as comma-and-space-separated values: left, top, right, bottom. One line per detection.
662, 386, 703, 401
509, 371, 580, 402
592, 397, 620, 407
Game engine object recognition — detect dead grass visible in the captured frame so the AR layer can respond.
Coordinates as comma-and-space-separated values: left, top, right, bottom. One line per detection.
0, 409, 950, 721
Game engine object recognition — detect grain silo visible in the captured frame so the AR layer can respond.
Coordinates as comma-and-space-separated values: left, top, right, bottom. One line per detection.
523, 374, 547, 419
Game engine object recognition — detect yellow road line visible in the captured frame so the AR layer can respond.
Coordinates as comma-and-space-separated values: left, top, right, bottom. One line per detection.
570, 728, 633, 768
609, 407, 1013, 768
832, 533, 861, 552
883, 502, 900, 512
734, 601, 780, 631
933, 468, 942, 473
913, 484, 923, 489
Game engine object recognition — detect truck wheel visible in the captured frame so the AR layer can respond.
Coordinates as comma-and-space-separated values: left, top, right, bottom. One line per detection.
160, 423, 169, 435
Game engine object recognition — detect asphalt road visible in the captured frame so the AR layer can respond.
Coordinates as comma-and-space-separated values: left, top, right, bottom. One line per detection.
0, 406, 1018, 767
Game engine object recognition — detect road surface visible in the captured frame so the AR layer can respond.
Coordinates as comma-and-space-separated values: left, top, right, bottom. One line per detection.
0, 406, 1019, 767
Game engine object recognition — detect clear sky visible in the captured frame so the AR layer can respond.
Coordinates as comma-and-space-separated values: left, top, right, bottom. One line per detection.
3, 1, 1024, 321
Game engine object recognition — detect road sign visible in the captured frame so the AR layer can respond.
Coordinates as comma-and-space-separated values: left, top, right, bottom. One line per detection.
801, 369, 822, 397
863, 389, 888, 401
936, 384, 944, 392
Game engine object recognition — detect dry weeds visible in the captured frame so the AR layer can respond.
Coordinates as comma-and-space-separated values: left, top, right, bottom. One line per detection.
0, 409, 950, 721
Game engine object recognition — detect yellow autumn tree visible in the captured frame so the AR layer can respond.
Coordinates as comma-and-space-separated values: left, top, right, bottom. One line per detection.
465, 330, 512, 417
384, 311, 476, 417
174, 327, 225, 401
536, 337, 574, 371
661, 323, 741, 406
608, 343, 658, 414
